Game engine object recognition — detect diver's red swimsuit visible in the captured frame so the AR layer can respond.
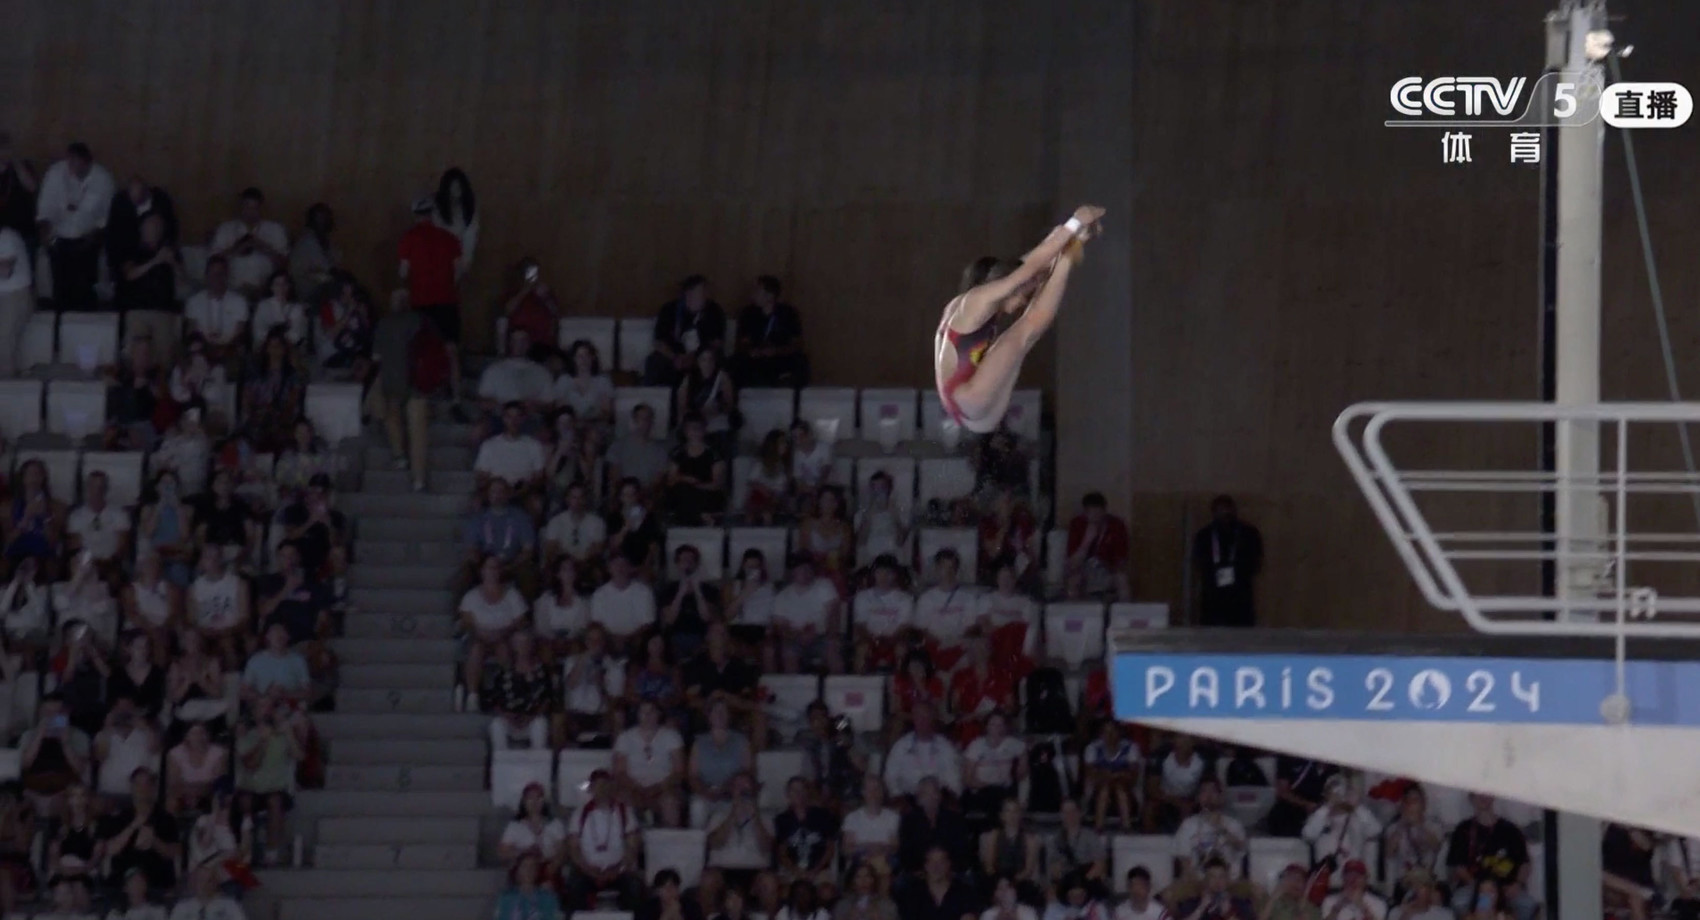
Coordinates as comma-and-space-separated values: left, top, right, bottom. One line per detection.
936, 311, 999, 426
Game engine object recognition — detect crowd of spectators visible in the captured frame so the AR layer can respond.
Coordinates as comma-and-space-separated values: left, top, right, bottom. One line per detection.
0, 135, 388, 920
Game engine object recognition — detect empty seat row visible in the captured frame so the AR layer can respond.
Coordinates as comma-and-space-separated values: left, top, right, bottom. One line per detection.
0, 379, 109, 441
15, 312, 122, 375
611, 384, 1042, 447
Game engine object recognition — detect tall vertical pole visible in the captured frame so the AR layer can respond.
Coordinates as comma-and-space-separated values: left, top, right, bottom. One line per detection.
1551, 2, 1607, 918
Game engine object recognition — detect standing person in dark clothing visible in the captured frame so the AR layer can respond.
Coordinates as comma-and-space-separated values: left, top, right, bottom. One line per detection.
1264, 757, 1337, 839
733, 275, 808, 387
105, 177, 178, 273
0, 133, 39, 253
1191, 495, 1263, 628
645, 275, 726, 388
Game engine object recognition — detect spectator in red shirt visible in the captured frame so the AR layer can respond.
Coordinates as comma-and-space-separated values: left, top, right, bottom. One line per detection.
397, 196, 464, 394
1065, 492, 1131, 601
501, 257, 560, 361
977, 489, 1040, 591
948, 635, 1015, 745
890, 649, 946, 746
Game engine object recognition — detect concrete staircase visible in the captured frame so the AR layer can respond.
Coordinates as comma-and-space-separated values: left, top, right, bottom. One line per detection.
253, 421, 501, 920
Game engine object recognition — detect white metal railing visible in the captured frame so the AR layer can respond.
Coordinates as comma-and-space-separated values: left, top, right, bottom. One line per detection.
1334, 401, 1700, 639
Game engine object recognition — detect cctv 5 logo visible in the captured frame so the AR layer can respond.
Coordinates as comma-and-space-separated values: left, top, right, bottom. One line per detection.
1390, 76, 1548, 120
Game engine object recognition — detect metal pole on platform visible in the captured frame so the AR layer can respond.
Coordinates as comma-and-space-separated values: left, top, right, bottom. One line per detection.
1549, 2, 1608, 917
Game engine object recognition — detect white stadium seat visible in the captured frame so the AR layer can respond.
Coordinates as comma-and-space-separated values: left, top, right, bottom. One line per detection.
491, 750, 554, 810
666, 527, 727, 580
304, 383, 364, 445
0, 749, 20, 785
1109, 602, 1171, 631
854, 457, 916, 514
557, 317, 618, 369
17, 450, 80, 500
616, 317, 654, 377
1112, 835, 1174, 892
179, 244, 210, 285
1426, 784, 1472, 829
555, 749, 613, 811
738, 389, 796, 446
0, 380, 43, 437
1003, 390, 1042, 443
46, 380, 105, 439
917, 528, 978, 582
17, 313, 54, 373
1249, 837, 1310, 889
1044, 602, 1107, 669
759, 674, 820, 732
797, 388, 857, 443
857, 389, 918, 451
756, 749, 809, 810
57, 313, 119, 372
80, 451, 145, 508
614, 387, 672, 439
644, 829, 707, 887
918, 457, 975, 507
823, 675, 885, 734
919, 394, 964, 449
728, 527, 788, 577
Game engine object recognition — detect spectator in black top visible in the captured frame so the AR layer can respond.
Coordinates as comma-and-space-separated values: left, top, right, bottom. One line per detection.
608, 477, 665, 576
1191, 495, 1263, 629
645, 275, 726, 388
195, 469, 257, 569
117, 212, 181, 317
487, 630, 557, 751
1265, 756, 1337, 838
105, 336, 166, 450
105, 176, 178, 273
1445, 795, 1536, 920
683, 622, 765, 743
659, 544, 718, 662
256, 541, 332, 647
278, 474, 348, 579
898, 776, 971, 878
97, 767, 180, 893
666, 414, 727, 525
0, 133, 38, 250
1602, 824, 1656, 920
899, 846, 978, 920
1172, 857, 1255, 920
795, 700, 869, 809
971, 426, 1030, 508
774, 777, 837, 886
733, 275, 808, 388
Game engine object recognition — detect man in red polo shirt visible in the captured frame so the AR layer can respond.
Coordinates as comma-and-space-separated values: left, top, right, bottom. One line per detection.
1065, 491, 1132, 601
397, 196, 464, 394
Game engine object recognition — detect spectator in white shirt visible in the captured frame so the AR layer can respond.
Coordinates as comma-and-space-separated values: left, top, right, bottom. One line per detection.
1660, 834, 1700, 907
852, 554, 914, 673
1115, 867, 1165, 920
554, 340, 615, 432
961, 712, 1027, 817
182, 258, 249, 365
543, 483, 606, 569
1321, 860, 1387, 920
854, 471, 910, 570
477, 328, 553, 436
533, 557, 590, 655
1382, 784, 1448, 897
884, 701, 962, 799
769, 555, 843, 674
1173, 778, 1249, 882
561, 623, 622, 737
914, 548, 975, 672
1390, 876, 1454, 920
475, 402, 548, 516
167, 866, 246, 920
565, 769, 643, 910
250, 271, 308, 350
66, 471, 132, 568
1303, 774, 1384, 877
0, 224, 31, 376
612, 699, 684, 827
788, 418, 834, 499
1151, 734, 1206, 831
499, 782, 568, 878
36, 142, 115, 312
208, 187, 288, 297
457, 555, 530, 713
706, 771, 775, 874
841, 774, 901, 881
590, 553, 657, 652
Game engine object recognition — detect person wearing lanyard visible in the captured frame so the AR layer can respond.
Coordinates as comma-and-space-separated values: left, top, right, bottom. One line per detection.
733, 275, 810, 388
460, 480, 538, 598
36, 142, 115, 313
565, 770, 643, 911
644, 275, 726, 389
1191, 495, 1263, 628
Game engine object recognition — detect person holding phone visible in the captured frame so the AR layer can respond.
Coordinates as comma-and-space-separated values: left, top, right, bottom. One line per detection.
503, 258, 560, 361
20, 694, 90, 805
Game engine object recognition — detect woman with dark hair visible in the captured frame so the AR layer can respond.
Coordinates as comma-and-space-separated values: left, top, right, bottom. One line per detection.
553, 339, 614, 433
252, 271, 308, 353
495, 851, 564, 920
241, 331, 306, 451
675, 346, 738, 444
798, 485, 853, 593
665, 414, 727, 526
775, 878, 831, 920
3, 459, 65, 573
741, 430, 793, 525
934, 205, 1103, 433
636, 868, 703, 920
433, 167, 479, 269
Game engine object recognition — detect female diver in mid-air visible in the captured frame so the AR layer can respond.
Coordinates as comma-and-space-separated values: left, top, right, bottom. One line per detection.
934, 204, 1106, 433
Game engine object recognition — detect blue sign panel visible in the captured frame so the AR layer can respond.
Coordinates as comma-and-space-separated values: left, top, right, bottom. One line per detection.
1112, 653, 1700, 727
